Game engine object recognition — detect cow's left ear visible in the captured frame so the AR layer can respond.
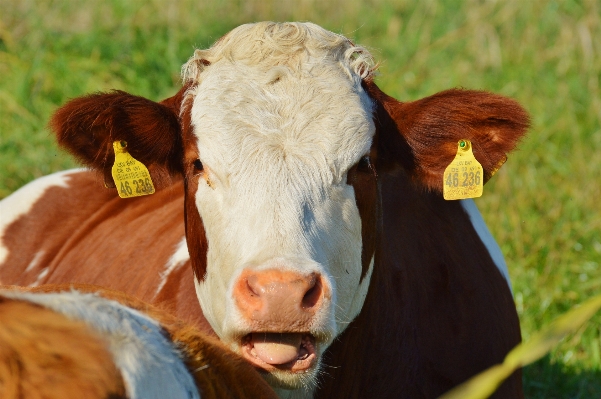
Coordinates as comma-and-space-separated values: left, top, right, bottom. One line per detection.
50, 84, 191, 189
364, 80, 530, 192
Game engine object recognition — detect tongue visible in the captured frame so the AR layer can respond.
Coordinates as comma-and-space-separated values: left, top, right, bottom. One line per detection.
251, 333, 302, 365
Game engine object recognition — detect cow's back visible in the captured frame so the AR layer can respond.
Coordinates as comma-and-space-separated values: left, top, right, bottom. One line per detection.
0, 170, 206, 330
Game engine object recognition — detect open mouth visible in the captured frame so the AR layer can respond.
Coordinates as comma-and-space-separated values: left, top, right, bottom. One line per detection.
240, 332, 317, 373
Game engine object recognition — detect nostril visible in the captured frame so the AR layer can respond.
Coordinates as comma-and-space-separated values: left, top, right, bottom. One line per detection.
246, 276, 261, 298
302, 274, 322, 309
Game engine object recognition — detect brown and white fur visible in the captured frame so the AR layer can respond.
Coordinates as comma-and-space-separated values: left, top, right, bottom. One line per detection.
0, 22, 529, 398
0, 284, 278, 399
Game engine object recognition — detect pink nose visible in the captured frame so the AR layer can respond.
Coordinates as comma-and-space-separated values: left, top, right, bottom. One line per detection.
233, 269, 328, 330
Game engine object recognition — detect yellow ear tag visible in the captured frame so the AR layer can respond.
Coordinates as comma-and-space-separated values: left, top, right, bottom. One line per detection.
111, 141, 155, 198
443, 140, 483, 200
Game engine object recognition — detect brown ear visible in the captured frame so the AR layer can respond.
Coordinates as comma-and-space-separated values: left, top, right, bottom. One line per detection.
364, 80, 530, 192
50, 86, 189, 189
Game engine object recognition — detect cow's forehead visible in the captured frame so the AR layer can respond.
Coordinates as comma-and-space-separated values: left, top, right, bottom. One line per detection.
181, 22, 377, 183
189, 60, 375, 183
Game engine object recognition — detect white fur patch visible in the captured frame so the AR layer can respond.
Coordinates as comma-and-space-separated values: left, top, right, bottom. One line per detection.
182, 22, 374, 87
345, 256, 374, 325
0, 290, 199, 399
0, 169, 83, 265
460, 199, 512, 291
154, 237, 190, 298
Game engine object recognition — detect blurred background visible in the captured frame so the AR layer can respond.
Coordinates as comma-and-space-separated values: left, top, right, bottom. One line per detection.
1, 0, 600, 396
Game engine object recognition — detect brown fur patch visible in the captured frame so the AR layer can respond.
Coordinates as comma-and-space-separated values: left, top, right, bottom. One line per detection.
0, 296, 125, 399
346, 147, 379, 281
179, 94, 210, 282
315, 169, 523, 399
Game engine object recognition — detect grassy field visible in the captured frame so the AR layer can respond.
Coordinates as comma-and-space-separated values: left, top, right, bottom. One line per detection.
1, 0, 600, 397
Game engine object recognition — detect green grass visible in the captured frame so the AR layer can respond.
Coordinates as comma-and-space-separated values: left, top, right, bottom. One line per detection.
1, 0, 600, 396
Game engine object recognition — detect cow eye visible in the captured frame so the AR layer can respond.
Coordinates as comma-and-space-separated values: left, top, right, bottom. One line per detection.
357, 156, 371, 173
193, 159, 204, 171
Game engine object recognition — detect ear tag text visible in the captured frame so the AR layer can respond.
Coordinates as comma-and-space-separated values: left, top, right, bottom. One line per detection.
443, 140, 483, 200
111, 141, 155, 198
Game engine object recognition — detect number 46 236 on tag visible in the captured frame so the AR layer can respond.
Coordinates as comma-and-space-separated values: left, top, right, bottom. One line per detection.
443, 140, 483, 200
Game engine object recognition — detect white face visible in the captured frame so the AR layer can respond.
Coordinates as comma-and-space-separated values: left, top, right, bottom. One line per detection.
188, 56, 375, 388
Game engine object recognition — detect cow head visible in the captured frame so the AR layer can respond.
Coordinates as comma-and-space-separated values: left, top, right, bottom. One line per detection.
50, 22, 528, 390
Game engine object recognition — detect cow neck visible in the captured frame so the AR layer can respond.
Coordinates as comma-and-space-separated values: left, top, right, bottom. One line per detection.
315, 169, 524, 398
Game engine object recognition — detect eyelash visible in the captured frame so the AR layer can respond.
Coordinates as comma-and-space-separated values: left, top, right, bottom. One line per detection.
193, 159, 204, 171
193, 159, 215, 188
357, 156, 372, 173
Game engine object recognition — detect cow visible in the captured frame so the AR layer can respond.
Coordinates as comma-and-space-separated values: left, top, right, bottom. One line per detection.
0, 22, 529, 398
0, 284, 278, 399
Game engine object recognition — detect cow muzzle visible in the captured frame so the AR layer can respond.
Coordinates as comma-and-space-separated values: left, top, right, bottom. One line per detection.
233, 268, 331, 373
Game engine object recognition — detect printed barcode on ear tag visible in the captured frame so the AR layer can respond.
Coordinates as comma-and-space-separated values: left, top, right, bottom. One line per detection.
443, 140, 483, 200
111, 141, 155, 198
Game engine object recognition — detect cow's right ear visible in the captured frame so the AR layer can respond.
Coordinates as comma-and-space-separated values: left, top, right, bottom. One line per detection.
50, 86, 190, 189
